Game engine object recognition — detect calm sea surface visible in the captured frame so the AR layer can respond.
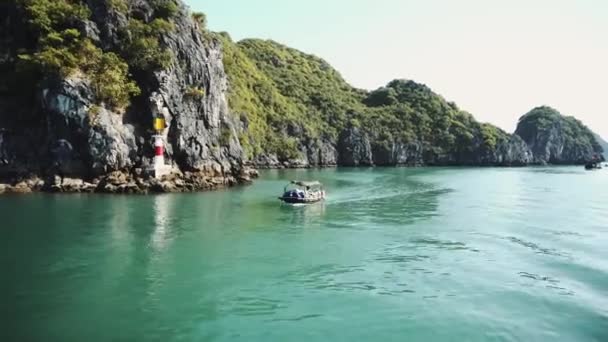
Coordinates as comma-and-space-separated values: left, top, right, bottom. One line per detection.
2, 167, 608, 341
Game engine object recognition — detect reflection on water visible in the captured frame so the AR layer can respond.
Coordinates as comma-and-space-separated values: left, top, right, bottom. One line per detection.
279, 202, 326, 226
151, 195, 172, 251
528, 168, 585, 175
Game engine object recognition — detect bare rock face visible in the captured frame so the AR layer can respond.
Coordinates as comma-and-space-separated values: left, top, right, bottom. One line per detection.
337, 127, 373, 166
152, 7, 244, 176
493, 135, 534, 166
307, 140, 338, 167
372, 140, 424, 166
41, 77, 138, 176
87, 107, 138, 175
252, 154, 282, 168
249, 139, 338, 169
594, 133, 608, 160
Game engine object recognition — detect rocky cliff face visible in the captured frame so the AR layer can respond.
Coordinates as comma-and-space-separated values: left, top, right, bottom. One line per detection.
490, 135, 534, 166
244, 108, 535, 169
593, 133, 608, 160
515, 106, 603, 164
337, 127, 373, 166
0, 0, 253, 193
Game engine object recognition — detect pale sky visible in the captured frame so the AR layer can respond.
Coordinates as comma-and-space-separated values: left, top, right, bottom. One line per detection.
189, 0, 608, 138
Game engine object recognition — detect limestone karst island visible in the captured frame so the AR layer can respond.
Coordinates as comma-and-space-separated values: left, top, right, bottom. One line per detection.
2, 1, 608, 341
0, 0, 605, 193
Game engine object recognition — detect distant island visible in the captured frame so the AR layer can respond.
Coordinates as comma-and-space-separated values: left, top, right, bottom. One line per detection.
0, 0, 604, 194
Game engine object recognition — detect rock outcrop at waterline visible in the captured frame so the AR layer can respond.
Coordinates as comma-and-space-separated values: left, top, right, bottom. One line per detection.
0, 0, 254, 193
0, 168, 259, 195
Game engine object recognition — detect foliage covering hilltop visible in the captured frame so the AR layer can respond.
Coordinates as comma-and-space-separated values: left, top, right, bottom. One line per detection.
216, 34, 365, 159
515, 106, 604, 162
359, 80, 510, 159
220, 36, 513, 164
516, 106, 600, 150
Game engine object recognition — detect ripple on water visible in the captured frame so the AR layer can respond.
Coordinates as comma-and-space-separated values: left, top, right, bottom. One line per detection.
329, 188, 452, 228
505, 236, 570, 258
517, 272, 574, 296
280, 262, 423, 297
409, 237, 480, 252
549, 230, 585, 237
267, 314, 324, 323
528, 168, 584, 175
374, 254, 431, 263
224, 296, 286, 317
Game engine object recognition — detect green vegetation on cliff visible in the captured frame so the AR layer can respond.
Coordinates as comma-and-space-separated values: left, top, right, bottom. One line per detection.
237, 38, 366, 137
217, 34, 301, 159
121, 18, 174, 73
218, 35, 364, 159
12, 0, 179, 110
221, 37, 510, 163
359, 80, 509, 157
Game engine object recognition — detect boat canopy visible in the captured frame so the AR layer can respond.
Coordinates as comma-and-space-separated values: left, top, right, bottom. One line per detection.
289, 181, 323, 188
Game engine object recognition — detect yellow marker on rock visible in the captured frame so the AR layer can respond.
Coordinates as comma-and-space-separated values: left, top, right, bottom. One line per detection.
153, 117, 166, 133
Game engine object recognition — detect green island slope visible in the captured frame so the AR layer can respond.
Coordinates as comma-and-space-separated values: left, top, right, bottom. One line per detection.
217, 35, 533, 167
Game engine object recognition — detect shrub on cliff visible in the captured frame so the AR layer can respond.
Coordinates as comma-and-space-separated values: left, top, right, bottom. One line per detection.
192, 12, 207, 30
16, 0, 141, 110
364, 87, 398, 107
121, 18, 174, 72
152, 0, 179, 19
20, 0, 90, 34
108, 0, 128, 13
91, 53, 141, 109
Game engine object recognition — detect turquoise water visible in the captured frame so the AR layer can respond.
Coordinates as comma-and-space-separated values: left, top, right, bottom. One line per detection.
2, 167, 608, 341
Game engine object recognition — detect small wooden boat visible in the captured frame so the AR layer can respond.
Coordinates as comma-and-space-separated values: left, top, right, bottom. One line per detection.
278, 181, 326, 204
585, 162, 602, 170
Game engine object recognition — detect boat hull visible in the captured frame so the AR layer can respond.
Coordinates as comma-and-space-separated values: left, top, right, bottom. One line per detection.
585, 164, 602, 170
278, 197, 323, 204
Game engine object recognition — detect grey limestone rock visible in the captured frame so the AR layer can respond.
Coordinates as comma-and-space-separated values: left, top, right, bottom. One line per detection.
337, 127, 373, 166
